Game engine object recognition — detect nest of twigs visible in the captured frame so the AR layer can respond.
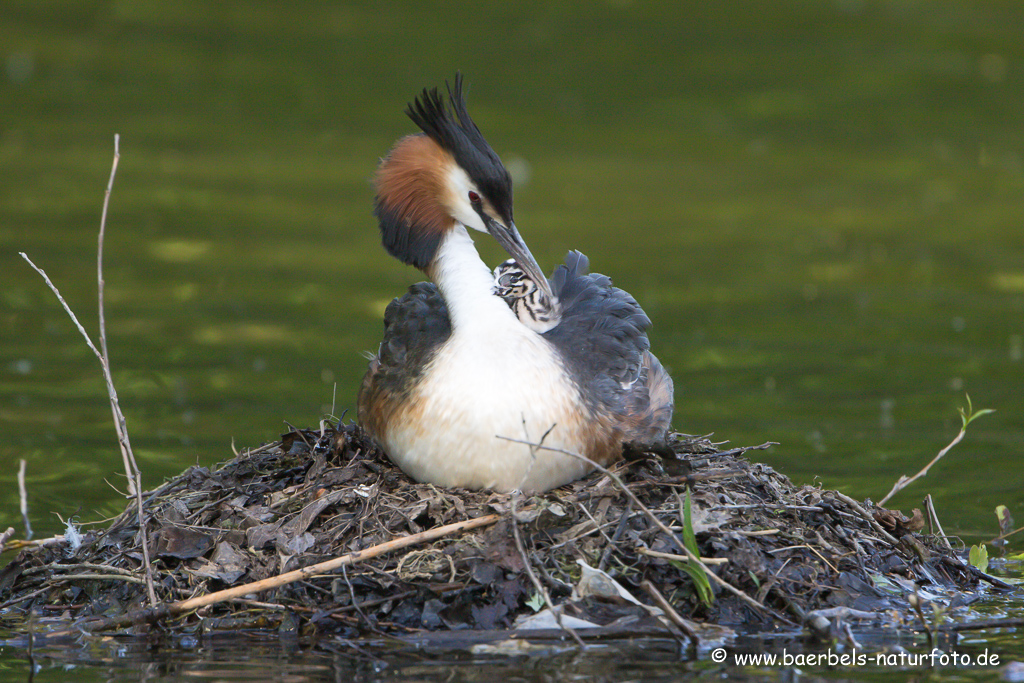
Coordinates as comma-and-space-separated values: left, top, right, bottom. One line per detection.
0, 423, 1001, 645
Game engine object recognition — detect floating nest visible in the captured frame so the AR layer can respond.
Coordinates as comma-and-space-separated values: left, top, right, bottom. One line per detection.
0, 422, 1007, 646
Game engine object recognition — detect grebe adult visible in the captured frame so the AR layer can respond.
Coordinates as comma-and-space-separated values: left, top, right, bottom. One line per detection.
358, 76, 673, 492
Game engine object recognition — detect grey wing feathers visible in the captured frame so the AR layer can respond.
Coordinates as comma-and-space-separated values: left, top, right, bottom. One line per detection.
370, 282, 451, 392
544, 250, 673, 440
629, 351, 675, 442
544, 250, 651, 388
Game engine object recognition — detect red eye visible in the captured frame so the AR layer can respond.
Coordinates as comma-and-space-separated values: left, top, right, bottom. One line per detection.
468, 190, 481, 204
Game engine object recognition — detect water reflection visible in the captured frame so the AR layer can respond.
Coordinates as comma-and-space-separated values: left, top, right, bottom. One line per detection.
5, 614, 1024, 683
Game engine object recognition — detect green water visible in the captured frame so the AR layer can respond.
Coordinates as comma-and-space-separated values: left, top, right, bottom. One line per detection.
1, 0, 1023, 678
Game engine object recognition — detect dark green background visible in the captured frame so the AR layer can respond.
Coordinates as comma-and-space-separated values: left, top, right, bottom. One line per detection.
2, 0, 1022, 543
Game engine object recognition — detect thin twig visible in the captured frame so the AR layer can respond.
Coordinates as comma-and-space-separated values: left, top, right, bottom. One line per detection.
908, 591, 934, 647
23, 561, 131, 577
228, 598, 288, 610
496, 435, 773, 620
97, 137, 157, 606
939, 616, 1024, 632
640, 579, 699, 641
597, 500, 633, 572
832, 492, 901, 546
707, 442, 778, 457
546, 517, 624, 552
330, 589, 418, 614
879, 398, 993, 507
769, 544, 839, 573
19, 255, 103, 359
989, 525, 1024, 545
511, 492, 585, 648
575, 502, 616, 547
18, 460, 31, 540
341, 563, 375, 630
97, 135, 135, 496
23, 562, 138, 578
636, 547, 728, 566
27, 610, 35, 683
21, 136, 158, 608
923, 494, 952, 550
939, 555, 1014, 590
51, 573, 147, 585
711, 504, 824, 512
879, 430, 966, 507
0, 586, 52, 611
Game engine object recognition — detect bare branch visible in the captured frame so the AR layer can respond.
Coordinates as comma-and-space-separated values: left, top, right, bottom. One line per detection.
74, 513, 501, 634
18, 459, 31, 540
879, 397, 993, 507
18, 254, 104, 361
21, 136, 157, 607
96, 135, 136, 495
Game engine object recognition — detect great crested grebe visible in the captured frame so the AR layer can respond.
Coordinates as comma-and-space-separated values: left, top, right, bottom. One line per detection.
358, 75, 673, 493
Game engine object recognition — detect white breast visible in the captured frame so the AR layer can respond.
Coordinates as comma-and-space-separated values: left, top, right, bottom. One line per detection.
382, 318, 594, 493
377, 226, 599, 492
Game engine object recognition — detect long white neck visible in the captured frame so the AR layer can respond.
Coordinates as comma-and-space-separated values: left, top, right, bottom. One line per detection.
431, 226, 518, 331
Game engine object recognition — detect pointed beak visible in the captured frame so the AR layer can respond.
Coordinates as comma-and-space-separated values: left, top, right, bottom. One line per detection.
485, 218, 554, 301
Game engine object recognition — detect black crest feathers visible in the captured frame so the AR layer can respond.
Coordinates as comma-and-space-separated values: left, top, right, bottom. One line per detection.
406, 74, 514, 226
373, 75, 515, 270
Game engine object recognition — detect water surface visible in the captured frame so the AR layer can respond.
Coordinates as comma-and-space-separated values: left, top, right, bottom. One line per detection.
1, 0, 1022, 678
